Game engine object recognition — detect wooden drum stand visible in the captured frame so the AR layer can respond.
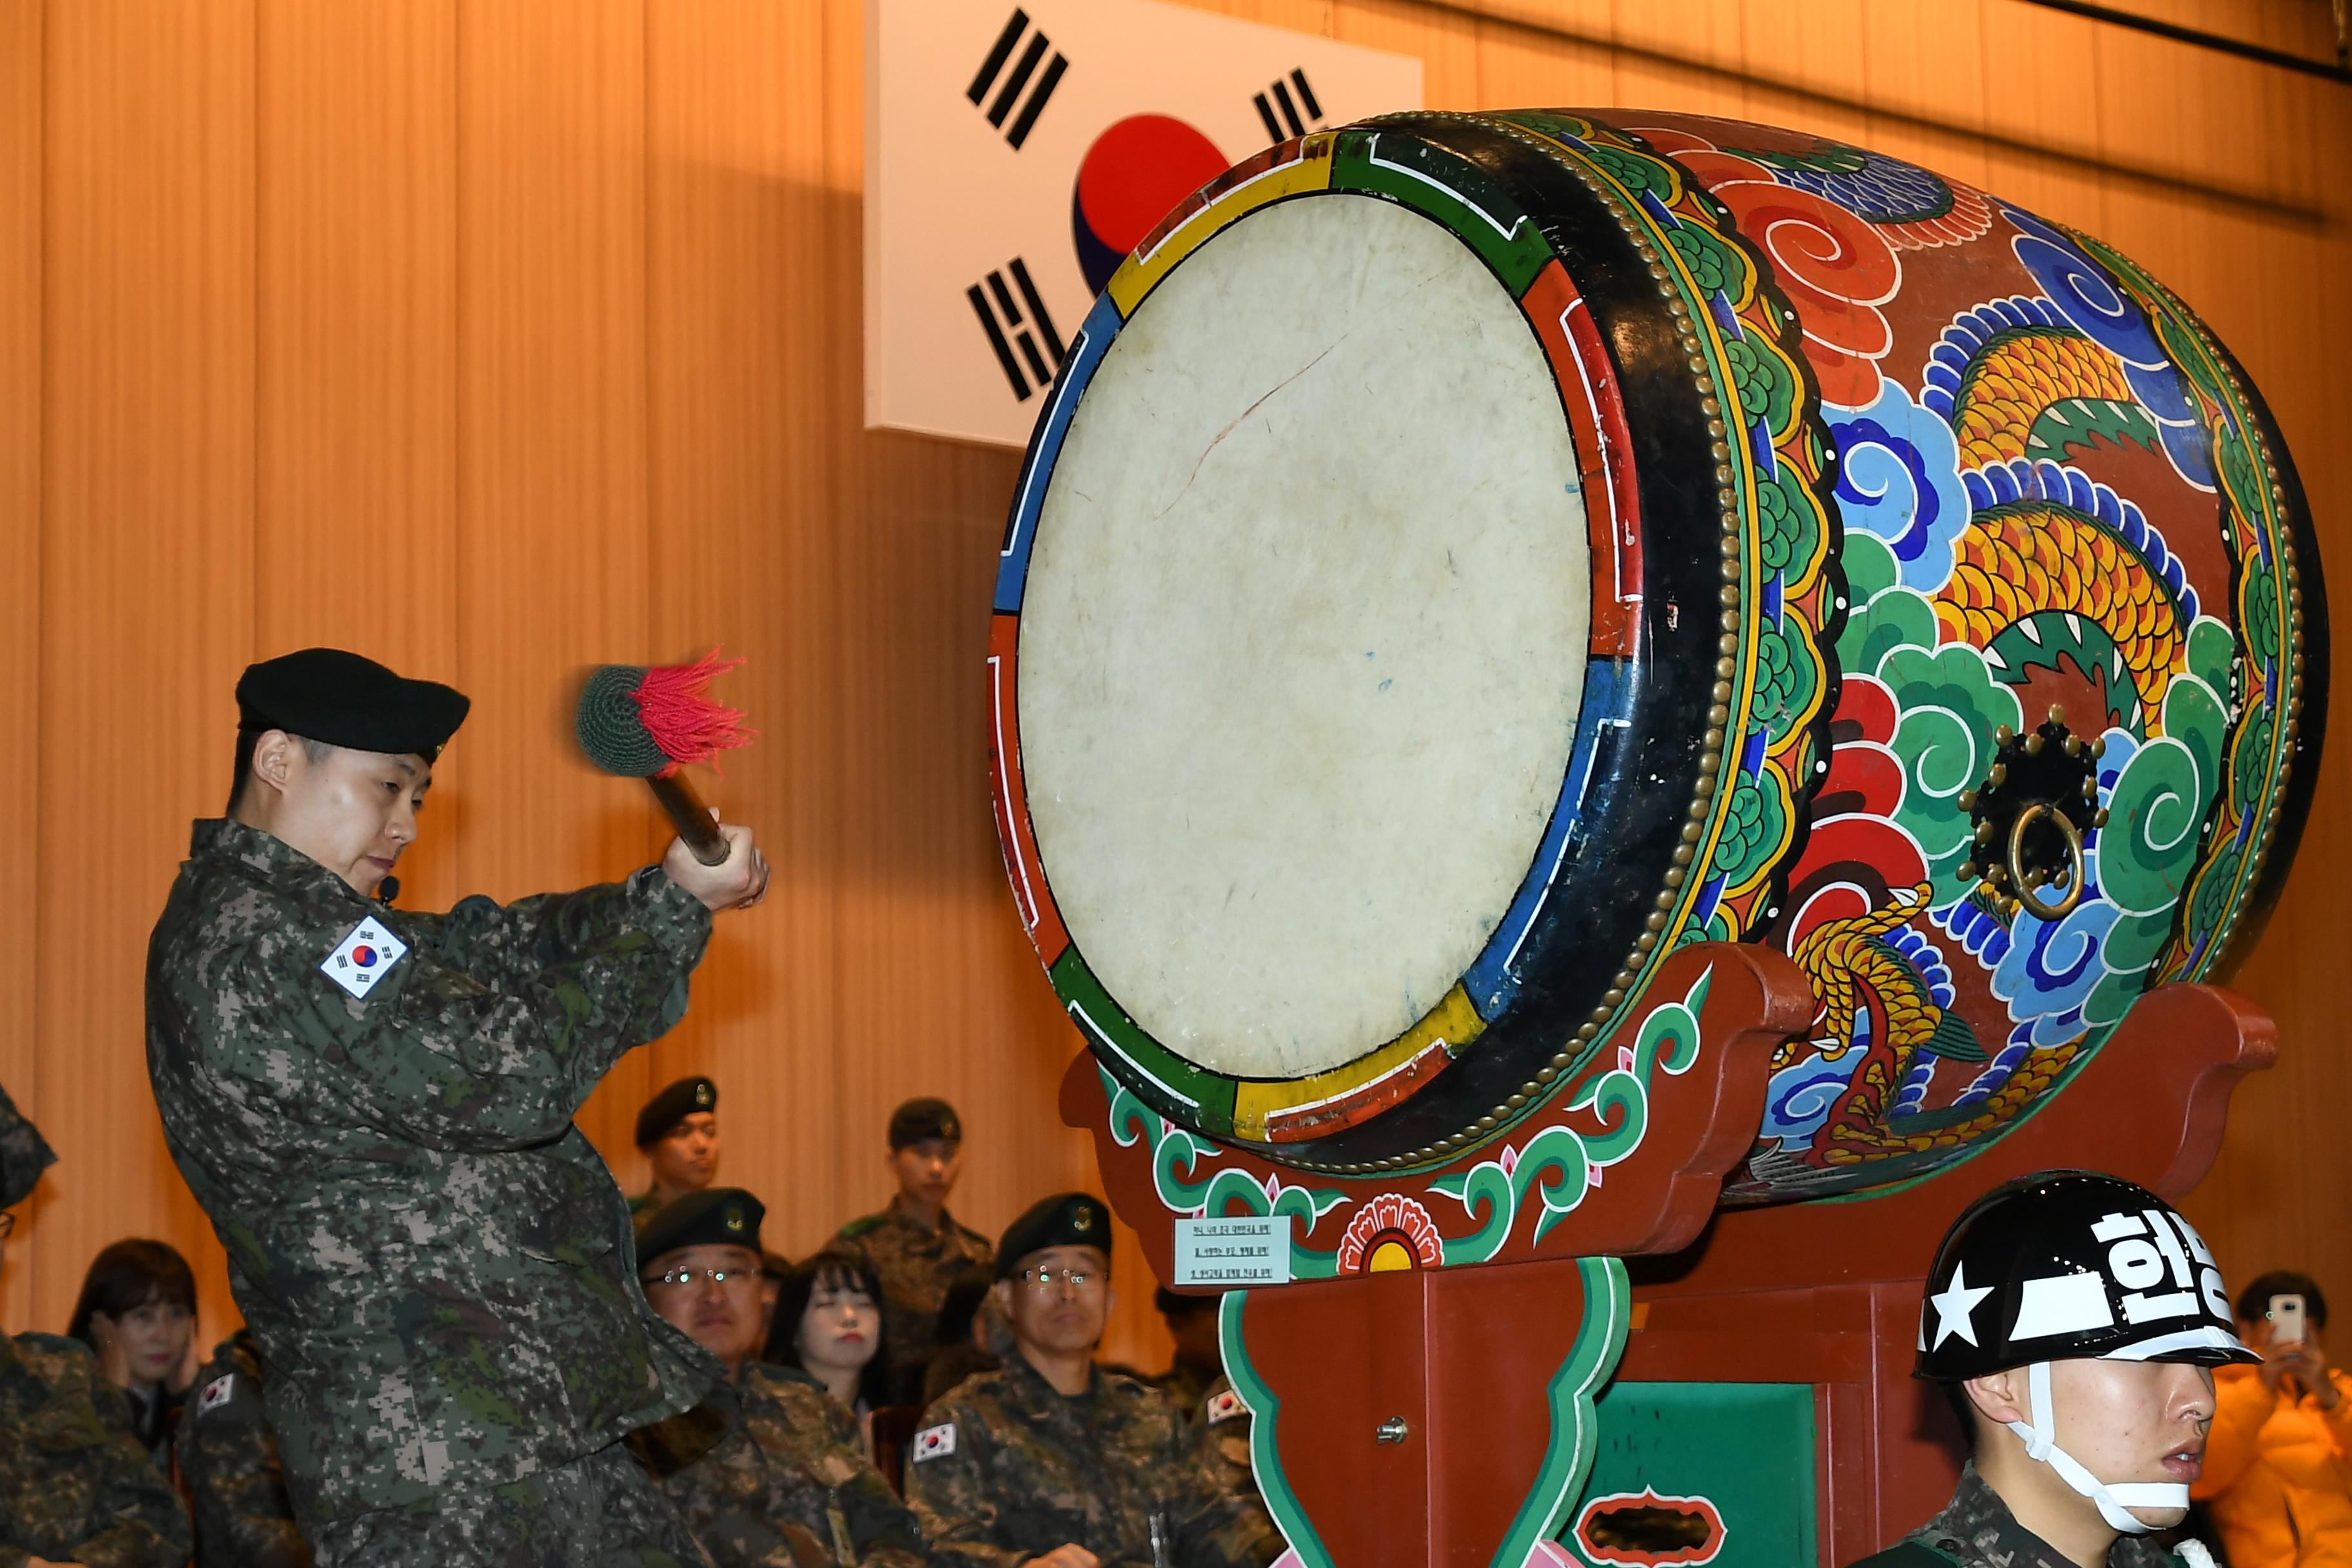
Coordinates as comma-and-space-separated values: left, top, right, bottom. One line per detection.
1068, 943, 2275, 1568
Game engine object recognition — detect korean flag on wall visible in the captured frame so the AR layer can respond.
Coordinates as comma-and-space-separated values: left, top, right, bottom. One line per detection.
864, 0, 1423, 447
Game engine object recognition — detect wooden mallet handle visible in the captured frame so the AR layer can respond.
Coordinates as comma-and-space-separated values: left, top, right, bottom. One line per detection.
647, 772, 730, 867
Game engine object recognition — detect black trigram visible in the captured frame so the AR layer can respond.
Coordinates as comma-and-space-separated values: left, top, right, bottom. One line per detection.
968, 9, 1068, 150
968, 260, 1065, 401
1253, 68, 1324, 144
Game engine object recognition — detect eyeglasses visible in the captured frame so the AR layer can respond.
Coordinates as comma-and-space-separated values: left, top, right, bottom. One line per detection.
642, 1266, 762, 1289
1018, 1266, 1102, 1292
0, 1211, 13, 1240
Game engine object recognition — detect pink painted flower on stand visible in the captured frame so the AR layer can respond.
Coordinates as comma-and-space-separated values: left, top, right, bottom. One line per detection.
1334, 1192, 1444, 1275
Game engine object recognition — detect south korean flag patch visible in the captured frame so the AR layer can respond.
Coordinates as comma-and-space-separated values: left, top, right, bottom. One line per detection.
322, 917, 407, 1000
912, 1422, 957, 1463
1206, 1387, 1247, 1426
198, 1372, 236, 1415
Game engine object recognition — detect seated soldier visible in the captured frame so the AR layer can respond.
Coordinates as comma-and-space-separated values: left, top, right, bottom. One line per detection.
0, 1079, 194, 1568
179, 1328, 312, 1567
923, 1266, 1001, 1408
1152, 1288, 1222, 1425
1193, 1374, 1284, 1568
628, 1189, 925, 1568
631, 1075, 721, 1216
906, 1193, 1265, 1568
1851, 1169, 2247, 1568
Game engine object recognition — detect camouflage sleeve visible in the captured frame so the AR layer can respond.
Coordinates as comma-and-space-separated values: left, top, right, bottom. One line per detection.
901, 1402, 1026, 1568
424, 872, 712, 994
54, 1360, 195, 1568
1165, 1407, 1277, 1568
1191, 1411, 1283, 1568
249, 868, 711, 1152
820, 1449, 931, 1568
178, 1363, 311, 1568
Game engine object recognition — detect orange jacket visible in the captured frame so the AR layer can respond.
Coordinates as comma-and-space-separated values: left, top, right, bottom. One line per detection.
2193, 1362, 2352, 1566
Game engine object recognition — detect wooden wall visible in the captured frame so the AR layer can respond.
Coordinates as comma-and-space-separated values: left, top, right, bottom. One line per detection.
0, 0, 2345, 1386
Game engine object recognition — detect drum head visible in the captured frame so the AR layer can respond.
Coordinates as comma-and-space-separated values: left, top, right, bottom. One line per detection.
1017, 191, 1592, 1082
992, 124, 1761, 1170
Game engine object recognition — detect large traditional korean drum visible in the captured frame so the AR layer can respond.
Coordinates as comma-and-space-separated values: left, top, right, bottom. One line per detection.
986, 111, 2327, 1199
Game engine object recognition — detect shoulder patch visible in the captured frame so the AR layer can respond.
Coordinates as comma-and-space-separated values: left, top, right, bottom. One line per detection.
836, 1215, 884, 1240
320, 916, 407, 999
199, 1371, 237, 1415
1206, 1387, 1247, 1426
912, 1422, 957, 1462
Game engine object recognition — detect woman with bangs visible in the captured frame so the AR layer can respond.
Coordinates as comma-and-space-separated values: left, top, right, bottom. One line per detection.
765, 1249, 888, 1456
68, 1237, 202, 1471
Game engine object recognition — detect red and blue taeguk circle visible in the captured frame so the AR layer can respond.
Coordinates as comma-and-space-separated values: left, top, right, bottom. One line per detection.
1072, 114, 1230, 295
352, 946, 378, 968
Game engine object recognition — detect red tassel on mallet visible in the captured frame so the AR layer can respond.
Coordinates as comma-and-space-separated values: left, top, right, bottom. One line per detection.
576, 650, 756, 865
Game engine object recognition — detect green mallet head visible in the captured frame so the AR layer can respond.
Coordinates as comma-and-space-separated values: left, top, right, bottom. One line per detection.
575, 650, 752, 779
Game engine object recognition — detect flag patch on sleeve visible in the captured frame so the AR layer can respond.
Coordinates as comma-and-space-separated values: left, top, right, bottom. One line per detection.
912, 1422, 957, 1462
322, 917, 408, 999
1206, 1387, 1247, 1426
199, 1373, 236, 1415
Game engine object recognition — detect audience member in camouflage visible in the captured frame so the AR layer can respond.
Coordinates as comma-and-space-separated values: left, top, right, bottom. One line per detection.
827, 1099, 990, 1406
0, 1079, 53, 1211
179, 1329, 311, 1568
633, 1189, 924, 1568
1192, 1376, 1283, 1567
635, 1364, 928, 1568
1, 1329, 196, 1568
1152, 1289, 1222, 1426
907, 1194, 1262, 1568
144, 649, 767, 1563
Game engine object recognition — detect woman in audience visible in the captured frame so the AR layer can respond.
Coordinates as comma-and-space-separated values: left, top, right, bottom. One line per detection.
765, 1249, 889, 1454
68, 1237, 201, 1470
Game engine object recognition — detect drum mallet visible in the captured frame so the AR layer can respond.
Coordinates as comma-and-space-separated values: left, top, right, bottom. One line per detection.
574, 649, 754, 867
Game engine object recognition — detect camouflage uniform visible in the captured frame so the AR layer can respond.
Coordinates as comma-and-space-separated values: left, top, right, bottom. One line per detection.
145, 818, 721, 1555
1191, 1377, 1282, 1568
827, 1199, 992, 1407
1852, 1464, 2204, 1567
634, 1364, 928, 1568
0, 1329, 194, 1568
179, 1329, 311, 1568
906, 1352, 1266, 1568
0, 1079, 53, 1207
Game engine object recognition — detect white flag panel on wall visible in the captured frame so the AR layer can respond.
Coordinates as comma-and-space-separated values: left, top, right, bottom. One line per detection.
865, 0, 1424, 447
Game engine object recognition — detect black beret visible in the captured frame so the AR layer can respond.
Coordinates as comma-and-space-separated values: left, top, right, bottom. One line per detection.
995, 1192, 1112, 1280
888, 1097, 963, 1150
634, 1187, 765, 1266
237, 648, 469, 761
0, 1079, 55, 1210
635, 1075, 718, 1148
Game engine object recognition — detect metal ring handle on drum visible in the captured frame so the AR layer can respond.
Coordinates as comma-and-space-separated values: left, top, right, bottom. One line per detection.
2007, 803, 2086, 923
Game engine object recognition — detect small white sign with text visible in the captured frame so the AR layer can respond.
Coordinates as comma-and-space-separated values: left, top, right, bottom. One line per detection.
1172, 1214, 1292, 1287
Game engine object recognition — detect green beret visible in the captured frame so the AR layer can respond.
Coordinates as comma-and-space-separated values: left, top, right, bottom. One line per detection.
888, 1097, 963, 1150
634, 1187, 765, 1266
236, 648, 469, 760
995, 1192, 1112, 1280
0, 1079, 54, 1210
635, 1075, 718, 1148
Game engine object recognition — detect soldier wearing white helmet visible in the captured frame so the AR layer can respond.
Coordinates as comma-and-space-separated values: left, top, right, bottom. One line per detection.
1850, 1169, 2256, 1568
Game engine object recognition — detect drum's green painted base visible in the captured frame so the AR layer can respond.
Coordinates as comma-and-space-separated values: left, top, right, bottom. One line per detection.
1562, 1382, 1818, 1567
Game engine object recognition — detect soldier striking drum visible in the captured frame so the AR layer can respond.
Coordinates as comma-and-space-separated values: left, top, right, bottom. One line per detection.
145, 648, 769, 1567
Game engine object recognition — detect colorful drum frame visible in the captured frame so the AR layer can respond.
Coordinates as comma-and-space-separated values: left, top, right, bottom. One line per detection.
989, 111, 2327, 1195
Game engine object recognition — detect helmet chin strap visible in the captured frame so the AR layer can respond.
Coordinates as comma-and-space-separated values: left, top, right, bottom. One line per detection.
2005, 1360, 2190, 1536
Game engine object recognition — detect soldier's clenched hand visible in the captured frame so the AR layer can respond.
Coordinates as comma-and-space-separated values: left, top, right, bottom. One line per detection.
1034, 1547, 1099, 1568
663, 821, 770, 913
